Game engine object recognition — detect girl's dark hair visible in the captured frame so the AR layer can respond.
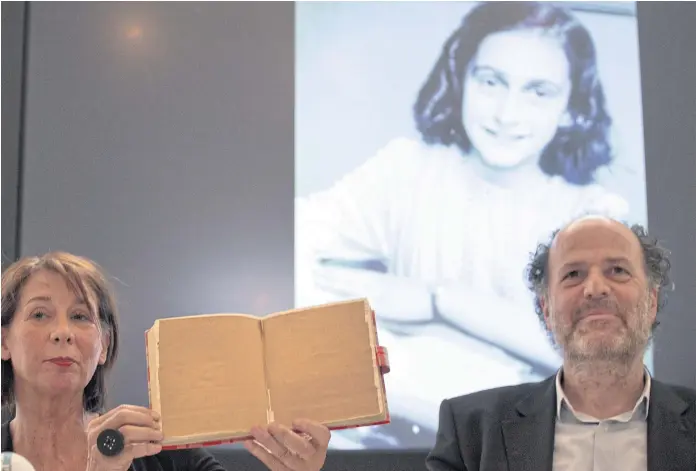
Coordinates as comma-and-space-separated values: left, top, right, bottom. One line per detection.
1, 251, 120, 415
414, 1, 612, 185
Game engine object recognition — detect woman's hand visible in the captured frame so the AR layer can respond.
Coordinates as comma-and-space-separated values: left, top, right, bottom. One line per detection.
85, 405, 164, 471
244, 419, 330, 471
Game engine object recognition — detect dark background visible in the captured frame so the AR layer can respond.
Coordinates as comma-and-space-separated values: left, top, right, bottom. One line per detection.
3, 2, 695, 469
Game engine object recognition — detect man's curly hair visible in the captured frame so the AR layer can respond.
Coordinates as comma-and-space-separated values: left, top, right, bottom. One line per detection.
526, 221, 673, 331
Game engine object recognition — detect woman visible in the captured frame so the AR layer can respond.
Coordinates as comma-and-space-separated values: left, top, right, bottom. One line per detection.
1, 251, 330, 471
295, 1, 630, 445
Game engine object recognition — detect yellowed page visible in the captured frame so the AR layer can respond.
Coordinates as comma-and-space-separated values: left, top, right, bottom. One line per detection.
262, 299, 385, 427
154, 314, 268, 444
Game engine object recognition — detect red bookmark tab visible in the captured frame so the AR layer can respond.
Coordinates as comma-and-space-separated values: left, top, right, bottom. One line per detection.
376, 346, 390, 374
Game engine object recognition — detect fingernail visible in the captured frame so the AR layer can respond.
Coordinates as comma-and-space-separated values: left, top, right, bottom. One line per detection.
152, 410, 161, 421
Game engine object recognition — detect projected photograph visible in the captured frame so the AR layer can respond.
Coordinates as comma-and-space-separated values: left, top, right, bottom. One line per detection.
294, 1, 647, 450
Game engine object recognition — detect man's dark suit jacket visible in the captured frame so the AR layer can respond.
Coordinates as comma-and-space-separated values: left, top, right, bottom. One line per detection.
426, 375, 696, 471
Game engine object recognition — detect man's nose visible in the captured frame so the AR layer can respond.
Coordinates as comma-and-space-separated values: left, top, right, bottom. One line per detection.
583, 270, 610, 299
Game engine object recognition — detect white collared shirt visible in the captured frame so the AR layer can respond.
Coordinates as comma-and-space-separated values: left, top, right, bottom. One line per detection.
552, 368, 650, 471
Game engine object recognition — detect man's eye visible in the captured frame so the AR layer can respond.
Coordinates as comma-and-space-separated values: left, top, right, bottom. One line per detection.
611, 266, 629, 275
564, 270, 579, 280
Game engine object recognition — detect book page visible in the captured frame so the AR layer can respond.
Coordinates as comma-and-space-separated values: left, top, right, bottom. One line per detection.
263, 299, 384, 427
155, 314, 269, 444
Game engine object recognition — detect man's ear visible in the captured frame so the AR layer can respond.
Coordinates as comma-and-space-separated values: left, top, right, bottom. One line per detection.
540, 296, 552, 329
1, 327, 12, 361
649, 287, 659, 318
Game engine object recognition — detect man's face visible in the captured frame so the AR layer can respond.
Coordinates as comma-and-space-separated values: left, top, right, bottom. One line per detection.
542, 218, 657, 363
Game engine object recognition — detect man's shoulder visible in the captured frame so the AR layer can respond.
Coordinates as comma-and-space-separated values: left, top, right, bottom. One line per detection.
670, 383, 696, 399
672, 382, 696, 399
653, 379, 696, 404
445, 378, 553, 421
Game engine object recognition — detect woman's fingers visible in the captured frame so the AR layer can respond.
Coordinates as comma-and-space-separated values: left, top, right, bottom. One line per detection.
86, 404, 164, 469
127, 441, 164, 459
267, 423, 316, 459
119, 424, 164, 445
91, 404, 160, 433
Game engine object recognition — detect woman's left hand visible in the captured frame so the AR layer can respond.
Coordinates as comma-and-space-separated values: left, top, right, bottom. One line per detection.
244, 419, 330, 471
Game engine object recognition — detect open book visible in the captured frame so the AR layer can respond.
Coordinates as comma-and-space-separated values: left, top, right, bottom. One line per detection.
145, 298, 390, 449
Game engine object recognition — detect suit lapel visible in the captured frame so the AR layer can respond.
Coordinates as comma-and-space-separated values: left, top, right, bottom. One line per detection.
647, 380, 696, 471
502, 377, 556, 471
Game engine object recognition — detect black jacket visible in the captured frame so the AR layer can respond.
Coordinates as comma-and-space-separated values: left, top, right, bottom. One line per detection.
426, 375, 696, 471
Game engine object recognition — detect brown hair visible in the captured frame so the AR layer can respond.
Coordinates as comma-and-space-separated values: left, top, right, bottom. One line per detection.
1, 251, 120, 413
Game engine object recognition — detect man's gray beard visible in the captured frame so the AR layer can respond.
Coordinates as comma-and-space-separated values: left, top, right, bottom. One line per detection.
550, 295, 653, 365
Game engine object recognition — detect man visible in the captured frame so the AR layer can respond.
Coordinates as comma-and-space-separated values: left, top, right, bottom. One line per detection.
426, 216, 696, 471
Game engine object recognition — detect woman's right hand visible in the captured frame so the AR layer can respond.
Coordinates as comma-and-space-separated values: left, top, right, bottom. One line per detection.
85, 405, 164, 471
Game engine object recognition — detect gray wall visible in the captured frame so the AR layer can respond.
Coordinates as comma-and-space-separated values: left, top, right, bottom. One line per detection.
637, 1, 696, 391
1, 2, 26, 268
17, 0, 296, 410
2, 1, 695, 469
